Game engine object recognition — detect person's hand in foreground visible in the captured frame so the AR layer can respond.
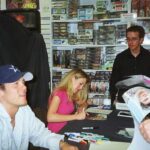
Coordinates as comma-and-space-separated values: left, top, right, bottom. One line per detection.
60, 141, 78, 150
140, 119, 150, 143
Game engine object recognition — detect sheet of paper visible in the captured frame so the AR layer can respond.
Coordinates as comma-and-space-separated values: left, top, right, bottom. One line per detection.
89, 142, 130, 150
86, 107, 112, 115
115, 102, 129, 110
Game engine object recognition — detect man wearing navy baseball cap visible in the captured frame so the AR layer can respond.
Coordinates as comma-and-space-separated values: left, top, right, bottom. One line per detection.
0, 64, 33, 84
0, 64, 78, 150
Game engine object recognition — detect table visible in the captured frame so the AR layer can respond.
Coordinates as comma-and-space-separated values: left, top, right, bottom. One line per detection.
59, 109, 134, 150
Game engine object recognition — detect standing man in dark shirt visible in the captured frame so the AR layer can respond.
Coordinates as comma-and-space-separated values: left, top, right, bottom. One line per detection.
109, 25, 150, 104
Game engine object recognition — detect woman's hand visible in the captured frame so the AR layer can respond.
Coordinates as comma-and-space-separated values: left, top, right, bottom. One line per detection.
74, 108, 86, 120
77, 99, 92, 113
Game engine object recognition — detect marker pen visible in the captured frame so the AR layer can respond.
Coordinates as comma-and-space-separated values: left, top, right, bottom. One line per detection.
82, 126, 99, 130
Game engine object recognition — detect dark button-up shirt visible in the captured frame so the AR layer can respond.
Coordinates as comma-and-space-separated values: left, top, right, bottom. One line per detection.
109, 46, 150, 103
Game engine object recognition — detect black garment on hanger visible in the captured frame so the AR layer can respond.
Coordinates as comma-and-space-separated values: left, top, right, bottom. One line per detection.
0, 12, 50, 109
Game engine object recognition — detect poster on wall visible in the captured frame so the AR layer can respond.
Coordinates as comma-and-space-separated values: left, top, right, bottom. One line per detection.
6, 0, 39, 9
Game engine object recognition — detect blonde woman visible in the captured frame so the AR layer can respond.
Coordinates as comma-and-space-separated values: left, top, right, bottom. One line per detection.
47, 68, 90, 133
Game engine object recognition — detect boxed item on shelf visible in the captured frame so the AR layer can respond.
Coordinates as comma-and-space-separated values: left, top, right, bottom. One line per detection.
51, 0, 67, 8
97, 25, 116, 45
53, 22, 68, 39
68, 0, 78, 19
51, 8, 66, 14
68, 23, 78, 44
116, 24, 127, 44
52, 71, 62, 89
77, 22, 93, 44
78, 5, 94, 20
89, 71, 111, 94
52, 14, 67, 20
95, 0, 110, 14
51, 0, 67, 20
90, 48, 101, 69
69, 48, 101, 69
53, 50, 71, 68
110, 0, 128, 12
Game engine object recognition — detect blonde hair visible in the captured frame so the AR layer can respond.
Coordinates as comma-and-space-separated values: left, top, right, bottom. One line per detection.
54, 68, 90, 103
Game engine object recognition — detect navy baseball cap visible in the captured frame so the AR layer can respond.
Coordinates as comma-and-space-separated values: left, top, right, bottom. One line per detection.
0, 64, 33, 84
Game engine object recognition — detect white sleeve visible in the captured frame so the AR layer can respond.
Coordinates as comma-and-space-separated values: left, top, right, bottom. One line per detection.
26, 106, 64, 150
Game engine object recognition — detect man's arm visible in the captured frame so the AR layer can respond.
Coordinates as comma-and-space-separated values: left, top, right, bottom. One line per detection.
140, 119, 150, 143
25, 106, 78, 150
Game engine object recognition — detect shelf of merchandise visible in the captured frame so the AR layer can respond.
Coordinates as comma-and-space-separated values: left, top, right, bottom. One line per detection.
50, 0, 131, 95
52, 67, 112, 72
52, 18, 121, 23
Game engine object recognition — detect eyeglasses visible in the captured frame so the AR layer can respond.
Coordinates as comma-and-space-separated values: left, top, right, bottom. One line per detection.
126, 37, 140, 42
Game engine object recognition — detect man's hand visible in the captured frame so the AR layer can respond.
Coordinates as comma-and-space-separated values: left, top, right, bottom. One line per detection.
60, 140, 79, 150
140, 119, 150, 143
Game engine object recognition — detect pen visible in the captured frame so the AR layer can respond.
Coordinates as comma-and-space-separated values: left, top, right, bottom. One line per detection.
82, 126, 99, 130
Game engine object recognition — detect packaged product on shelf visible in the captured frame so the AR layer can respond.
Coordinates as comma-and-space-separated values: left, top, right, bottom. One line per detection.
78, 5, 94, 20
68, 0, 78, 19
68, 23, 78, 45
91, 48, 101, 69
93, 0, 110, 19
77, 22, 93, 44
110, 0, 128, 12
52, 71, 62, 89
97, 25, 116, 45
116, 24, 127, 44
51, 0, 67, 20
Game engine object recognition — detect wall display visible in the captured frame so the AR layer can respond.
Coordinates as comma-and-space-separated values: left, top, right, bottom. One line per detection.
50, 0, 129, 97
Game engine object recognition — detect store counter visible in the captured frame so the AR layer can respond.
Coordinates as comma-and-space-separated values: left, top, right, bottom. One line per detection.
59, 109, 134, 150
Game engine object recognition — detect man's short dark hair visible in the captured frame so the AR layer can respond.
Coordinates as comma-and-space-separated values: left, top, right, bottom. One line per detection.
126, 25, 145, 38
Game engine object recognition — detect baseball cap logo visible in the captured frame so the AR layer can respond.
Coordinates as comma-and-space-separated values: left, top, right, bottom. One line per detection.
9, 65, 19, 73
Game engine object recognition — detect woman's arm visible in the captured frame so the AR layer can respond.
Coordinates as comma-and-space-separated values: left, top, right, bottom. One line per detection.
47, 96, 86, 122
